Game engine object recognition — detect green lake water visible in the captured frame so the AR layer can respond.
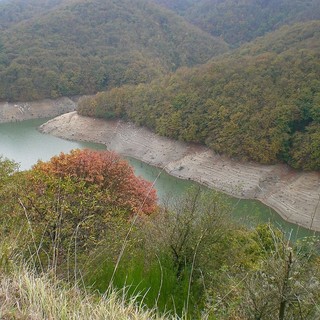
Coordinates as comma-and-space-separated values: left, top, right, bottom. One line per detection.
0, 118, 316, 240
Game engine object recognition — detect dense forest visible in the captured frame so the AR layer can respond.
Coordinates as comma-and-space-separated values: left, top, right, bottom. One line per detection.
1, 0, 320, 318
78, 21, 320, 170
3, 0, 319, 102
154, 0, 320, 46
0, 0, 65, 30
1, 152, 320, 319
0, 0, 228, 101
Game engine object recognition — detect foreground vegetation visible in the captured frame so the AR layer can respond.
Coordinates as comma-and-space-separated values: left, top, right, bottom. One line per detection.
79, 21, 320, 170
0, 267, 166, 320
1, 151, 320, 319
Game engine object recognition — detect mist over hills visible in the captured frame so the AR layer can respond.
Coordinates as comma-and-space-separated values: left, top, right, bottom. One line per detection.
0, 0, 66, 30
154, 0, 320, 46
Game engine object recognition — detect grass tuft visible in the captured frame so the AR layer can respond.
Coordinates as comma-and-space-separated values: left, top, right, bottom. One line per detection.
0, 266, 174, 320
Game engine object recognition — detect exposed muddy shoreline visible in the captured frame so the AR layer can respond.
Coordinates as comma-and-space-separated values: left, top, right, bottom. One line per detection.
39, 111, 320, 232
0, 98, 76, 123
1, 97, 319, 231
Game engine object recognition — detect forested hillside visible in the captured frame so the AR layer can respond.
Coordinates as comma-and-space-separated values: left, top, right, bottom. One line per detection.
78, 21, 320, 170
0, 0, 66, 30
154, 0, 320, 46
1, 1, 320, 318
152, 0, 197, 14
0, 0, 228, 102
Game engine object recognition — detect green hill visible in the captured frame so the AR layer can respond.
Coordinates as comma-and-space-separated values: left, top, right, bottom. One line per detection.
78, 21, 320, 170
0, 0, 66, 30
154, 0, 320, 46
152, 0, 197, 14
0, 0, 228, 102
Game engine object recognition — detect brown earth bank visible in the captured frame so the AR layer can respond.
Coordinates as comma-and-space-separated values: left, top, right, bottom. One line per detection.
0, 97, 76, 123
39, 111, 320, 232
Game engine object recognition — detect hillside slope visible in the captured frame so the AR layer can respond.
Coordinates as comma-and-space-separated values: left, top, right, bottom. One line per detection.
0, 0, 66, 30
78, 21, 320, 170
0, 0, 228, 102
154, 0, 320, 46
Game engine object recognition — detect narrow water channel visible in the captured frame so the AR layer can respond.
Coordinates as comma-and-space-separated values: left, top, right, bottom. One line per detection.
126, 157, 316, 240
0, 118, 315, 240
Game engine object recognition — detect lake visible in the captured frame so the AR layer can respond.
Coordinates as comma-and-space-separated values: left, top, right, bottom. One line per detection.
0, 118, 315, 239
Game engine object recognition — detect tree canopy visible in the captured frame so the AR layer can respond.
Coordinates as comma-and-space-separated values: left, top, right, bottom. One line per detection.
0, 0, 228, 102
154, 0, 320, 47
33, 149, 157, 216
0, 150, 157, 268
78, 21, 320, 170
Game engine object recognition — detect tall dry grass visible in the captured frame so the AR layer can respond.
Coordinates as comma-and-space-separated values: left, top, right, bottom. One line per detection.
0, 266, 176, 320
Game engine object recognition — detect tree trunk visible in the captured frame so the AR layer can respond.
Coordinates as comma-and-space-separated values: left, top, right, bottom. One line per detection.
279, 251, 293, 320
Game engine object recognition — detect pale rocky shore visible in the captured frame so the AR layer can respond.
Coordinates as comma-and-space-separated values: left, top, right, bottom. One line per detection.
40, 111, 320, 232
0, 97, 76, 123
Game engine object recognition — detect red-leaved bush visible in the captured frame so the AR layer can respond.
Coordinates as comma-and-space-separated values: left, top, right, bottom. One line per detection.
33, 149, 157, 216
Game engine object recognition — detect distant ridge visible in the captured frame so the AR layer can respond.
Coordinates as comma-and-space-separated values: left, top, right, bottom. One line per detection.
0, 0, 66, 30
154, 0, 320, 46
0, 0, 228, 101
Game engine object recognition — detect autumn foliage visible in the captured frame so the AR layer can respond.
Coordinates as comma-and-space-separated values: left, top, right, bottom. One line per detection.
10, 149, 158, 267
33, 149, 157, 216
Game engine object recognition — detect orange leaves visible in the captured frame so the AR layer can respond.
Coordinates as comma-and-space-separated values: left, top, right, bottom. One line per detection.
33, 149, 157, 216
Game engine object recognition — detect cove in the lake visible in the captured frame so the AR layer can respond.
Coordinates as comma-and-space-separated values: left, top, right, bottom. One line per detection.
0, 118, 106, 170
0, 119, 316, 240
